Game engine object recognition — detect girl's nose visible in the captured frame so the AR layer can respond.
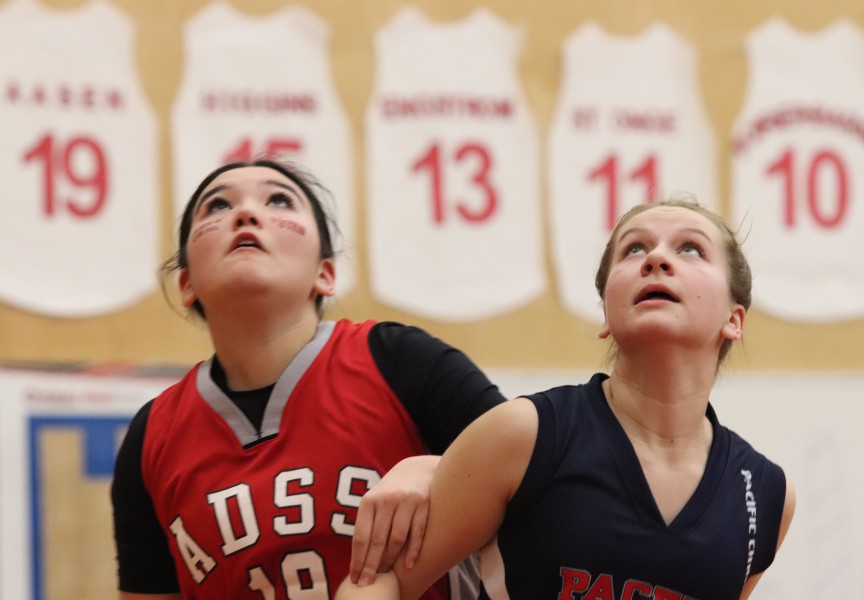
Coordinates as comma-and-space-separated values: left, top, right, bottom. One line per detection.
233, 203, 261, 229
641, 249, 672, 276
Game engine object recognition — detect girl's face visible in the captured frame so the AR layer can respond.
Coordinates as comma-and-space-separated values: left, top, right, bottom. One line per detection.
179, 166, 334, 314
599, 206, 745, 355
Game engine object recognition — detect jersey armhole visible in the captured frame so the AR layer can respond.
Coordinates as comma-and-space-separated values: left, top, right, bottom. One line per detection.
500, 394, 555, 529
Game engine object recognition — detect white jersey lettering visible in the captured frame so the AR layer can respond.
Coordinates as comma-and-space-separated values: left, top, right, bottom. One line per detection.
207, 483, 261, 555
169, 515, 217, 583
273, 468, 315, 535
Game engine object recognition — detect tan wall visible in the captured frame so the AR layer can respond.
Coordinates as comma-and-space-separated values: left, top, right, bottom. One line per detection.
1, 0, 863, 372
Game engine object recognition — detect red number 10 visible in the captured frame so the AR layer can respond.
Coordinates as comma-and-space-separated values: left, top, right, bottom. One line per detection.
765, 148, 848, 229
22, 133, 108, 218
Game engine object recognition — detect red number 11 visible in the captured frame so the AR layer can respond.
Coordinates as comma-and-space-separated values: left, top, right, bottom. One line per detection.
587, 153, 658, 231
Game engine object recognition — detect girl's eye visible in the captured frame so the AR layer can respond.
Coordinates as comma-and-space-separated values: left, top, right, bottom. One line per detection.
268, 192, 295, 208
204, 197, 230, 215
623, 243, 646, 257
680, 241, 705, 257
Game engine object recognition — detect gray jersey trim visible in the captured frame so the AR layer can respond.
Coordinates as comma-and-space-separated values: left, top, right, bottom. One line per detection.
196, 321, 337, 447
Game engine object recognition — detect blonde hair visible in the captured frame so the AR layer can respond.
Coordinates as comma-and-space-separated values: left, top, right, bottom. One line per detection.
593, 198, 751, 366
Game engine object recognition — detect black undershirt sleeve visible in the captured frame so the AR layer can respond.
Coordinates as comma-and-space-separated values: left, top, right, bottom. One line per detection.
111, 400, 180, 593
368, 321, 505, 455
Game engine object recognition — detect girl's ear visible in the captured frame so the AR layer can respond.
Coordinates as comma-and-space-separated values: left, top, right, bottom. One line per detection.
598, 302, 610, 339
313, 258, 336, 299
179, 268, 197, 308
598, 319, 611, 340
722, 304, 746, 341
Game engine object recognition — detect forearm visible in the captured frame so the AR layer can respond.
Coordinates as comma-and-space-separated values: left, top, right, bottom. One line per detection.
337, 570, 401, 600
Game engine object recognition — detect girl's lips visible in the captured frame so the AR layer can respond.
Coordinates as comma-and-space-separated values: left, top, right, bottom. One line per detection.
635, 284, 679, 304
230, 232, 263, 252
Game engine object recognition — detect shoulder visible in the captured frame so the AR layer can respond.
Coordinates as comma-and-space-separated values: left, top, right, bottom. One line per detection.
457, 399, 539, 462
330, 319, 449, 364
442, 397, 539, 500
473, 397, 539, 437
715, 422, 788, 506
147, 364, 204, 415
720, 424, 786, 483
368, 320, 447, 354
525, 373, 609, 424
714, 420, 793, 560
112, 399, 155, 491
123, 399, 156, 452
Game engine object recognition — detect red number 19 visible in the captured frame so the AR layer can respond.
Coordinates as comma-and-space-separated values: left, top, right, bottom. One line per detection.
22, 133, 108, 218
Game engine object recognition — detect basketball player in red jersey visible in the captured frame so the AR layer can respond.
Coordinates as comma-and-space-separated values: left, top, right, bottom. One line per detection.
111, 159, 505, 600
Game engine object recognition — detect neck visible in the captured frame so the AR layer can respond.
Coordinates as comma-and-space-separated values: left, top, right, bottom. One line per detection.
605, 351, 716, 449
204, 304, 321, 391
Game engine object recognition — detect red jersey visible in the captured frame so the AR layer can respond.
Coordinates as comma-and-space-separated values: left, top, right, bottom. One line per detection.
129, 320, 493, 599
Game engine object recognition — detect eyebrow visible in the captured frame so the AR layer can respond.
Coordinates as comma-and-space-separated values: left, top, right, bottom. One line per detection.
618, 226, 713, 244
196, 179, 304, 213
196, 184, 227, 212
262, 179, 304, 200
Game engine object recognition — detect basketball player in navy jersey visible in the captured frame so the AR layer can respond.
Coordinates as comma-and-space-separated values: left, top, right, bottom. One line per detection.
338, 199, 795, 600
110, 159, 505, 600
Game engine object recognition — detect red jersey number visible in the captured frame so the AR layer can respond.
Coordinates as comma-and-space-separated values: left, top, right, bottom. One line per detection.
587, 153, 659, 231
22, 133, 109, 218
223, 137, 304, 163
411, 141, 499, 226
765, 147, 849, 229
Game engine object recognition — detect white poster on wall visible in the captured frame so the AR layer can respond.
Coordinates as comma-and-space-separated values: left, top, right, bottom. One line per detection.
0, 366, 182, 600
0, 0, 159, 316
171, 2, 356, 295
366, 7, 545, 321
547, 23, 718, 323
731, 18, 864, 322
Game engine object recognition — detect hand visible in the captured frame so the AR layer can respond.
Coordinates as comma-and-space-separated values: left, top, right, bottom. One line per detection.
349, 455, 440, 586
337, 570, 400, 600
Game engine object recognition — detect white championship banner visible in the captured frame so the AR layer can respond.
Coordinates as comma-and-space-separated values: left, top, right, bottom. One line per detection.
171, 3, 356, 296
547, 22, 718, 324
731, 18, 864, 323
366, 7, 545, 321
0, 0, 159, 317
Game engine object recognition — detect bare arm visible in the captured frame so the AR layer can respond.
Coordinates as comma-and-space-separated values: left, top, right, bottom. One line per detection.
350, 455, 440, 582
739, 478, 796, 599
337, 398, 539, 599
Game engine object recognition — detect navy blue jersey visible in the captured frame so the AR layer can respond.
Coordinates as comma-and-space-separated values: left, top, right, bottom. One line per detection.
481, 373, 786, 600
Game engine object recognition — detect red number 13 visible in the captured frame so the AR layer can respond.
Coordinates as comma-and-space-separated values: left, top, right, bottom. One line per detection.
411, 142, 498, 225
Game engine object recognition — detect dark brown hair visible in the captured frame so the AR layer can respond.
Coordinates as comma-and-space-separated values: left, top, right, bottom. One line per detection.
161, 159, 337, 318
